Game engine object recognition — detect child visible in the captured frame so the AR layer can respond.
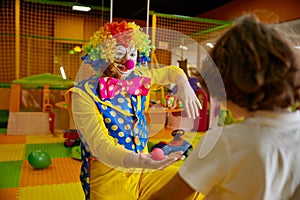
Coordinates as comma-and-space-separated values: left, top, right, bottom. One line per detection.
149, 14, 300, 200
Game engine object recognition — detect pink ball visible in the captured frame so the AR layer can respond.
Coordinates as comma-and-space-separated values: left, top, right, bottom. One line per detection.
125, 60, 135, 70
151, 148, 165, 161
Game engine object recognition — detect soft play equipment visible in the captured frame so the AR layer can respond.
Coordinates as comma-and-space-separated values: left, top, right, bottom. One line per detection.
193, 88, 209, 132
71, 145, 82, 160
63, 129, 80, 147
7, 73, 73, 135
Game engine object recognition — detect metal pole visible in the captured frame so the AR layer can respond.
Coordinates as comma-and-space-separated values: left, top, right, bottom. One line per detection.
110, 0, 113, 22
146, 0, 150, 34
15, 0, 20, 79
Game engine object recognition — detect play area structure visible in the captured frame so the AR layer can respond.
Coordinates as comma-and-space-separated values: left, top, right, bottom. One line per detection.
0, 0, 232, 137
0, 1, 251, 199
6, 73, 73, 135
7, 0, 269, 146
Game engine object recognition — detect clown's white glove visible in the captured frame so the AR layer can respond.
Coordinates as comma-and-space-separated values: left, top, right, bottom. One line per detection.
123, 151, 184, 170
175, 75, 202, 119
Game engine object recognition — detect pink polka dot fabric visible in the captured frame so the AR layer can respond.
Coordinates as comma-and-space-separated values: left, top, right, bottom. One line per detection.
98, 76, 151, 100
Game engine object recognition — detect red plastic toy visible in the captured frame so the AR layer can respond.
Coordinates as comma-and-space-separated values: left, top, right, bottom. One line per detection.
63, 129, 80, 147
193, 88, 209, 132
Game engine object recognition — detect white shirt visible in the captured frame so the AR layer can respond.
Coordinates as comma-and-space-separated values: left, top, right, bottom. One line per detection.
179, 110, 300, 200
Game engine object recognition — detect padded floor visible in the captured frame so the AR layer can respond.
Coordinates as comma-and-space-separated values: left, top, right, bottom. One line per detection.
0, 129, 204, 200
0, 131, 84, 200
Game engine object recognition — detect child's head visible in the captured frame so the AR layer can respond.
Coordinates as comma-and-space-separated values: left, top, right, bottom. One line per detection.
210, 14, 300, 111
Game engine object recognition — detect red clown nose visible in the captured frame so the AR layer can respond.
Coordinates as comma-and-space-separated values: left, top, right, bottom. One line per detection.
125, 60, 135, 70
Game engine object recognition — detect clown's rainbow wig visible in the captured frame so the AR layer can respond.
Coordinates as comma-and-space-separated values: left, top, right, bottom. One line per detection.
82, 21, 152, 70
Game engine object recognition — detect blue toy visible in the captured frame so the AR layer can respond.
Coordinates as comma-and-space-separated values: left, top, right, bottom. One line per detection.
150, 129, 193, 157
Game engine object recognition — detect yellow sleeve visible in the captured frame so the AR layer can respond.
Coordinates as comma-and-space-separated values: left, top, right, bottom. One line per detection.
69, 88, 132, 168
137, 65, 187, 111
137, 65, 187, 85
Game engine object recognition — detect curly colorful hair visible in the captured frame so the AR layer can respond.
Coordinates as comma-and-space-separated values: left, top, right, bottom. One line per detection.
82, 21, 152, 70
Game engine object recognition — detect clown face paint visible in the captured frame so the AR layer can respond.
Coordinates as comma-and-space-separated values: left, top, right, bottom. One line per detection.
114, 45, 137, 79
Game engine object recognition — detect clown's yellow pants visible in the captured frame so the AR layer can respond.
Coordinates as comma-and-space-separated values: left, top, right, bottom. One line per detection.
89, 160, 203, 200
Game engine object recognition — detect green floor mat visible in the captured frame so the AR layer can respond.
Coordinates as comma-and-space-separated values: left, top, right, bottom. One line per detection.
0, 161, 22, 188
25, 143, 72, 159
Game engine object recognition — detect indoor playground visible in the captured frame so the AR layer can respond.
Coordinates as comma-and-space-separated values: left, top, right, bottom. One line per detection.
1, 0, 300, 200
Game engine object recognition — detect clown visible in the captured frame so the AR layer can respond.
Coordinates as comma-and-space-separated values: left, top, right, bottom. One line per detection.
69, 21, 202, 200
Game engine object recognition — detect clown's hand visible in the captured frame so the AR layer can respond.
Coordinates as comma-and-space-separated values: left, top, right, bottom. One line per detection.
175, 75, 202, 119
124, 151, 184, 170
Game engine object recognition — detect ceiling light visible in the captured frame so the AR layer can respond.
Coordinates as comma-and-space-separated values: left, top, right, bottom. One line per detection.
72, 5, 91, 12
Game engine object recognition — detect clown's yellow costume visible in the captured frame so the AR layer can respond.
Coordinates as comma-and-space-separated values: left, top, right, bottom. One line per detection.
70, 21, 203, 200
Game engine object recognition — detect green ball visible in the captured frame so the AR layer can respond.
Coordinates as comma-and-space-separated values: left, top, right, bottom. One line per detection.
28, 150, 52, 169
